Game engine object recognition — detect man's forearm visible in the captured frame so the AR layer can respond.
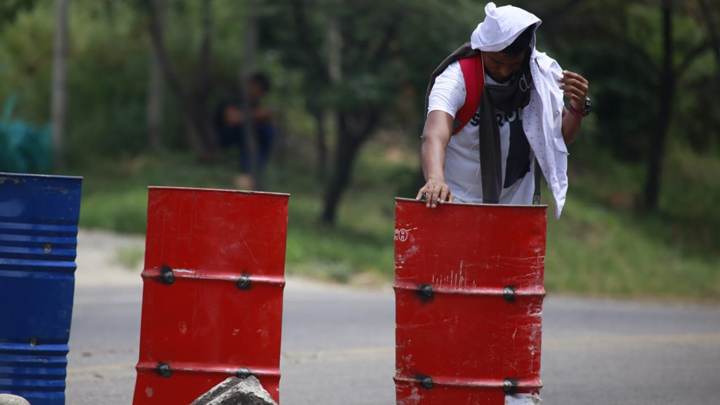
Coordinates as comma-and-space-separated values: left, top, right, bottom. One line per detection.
417, 110, 454, 206
421, 135, 447, 182
561, 106, 582, 145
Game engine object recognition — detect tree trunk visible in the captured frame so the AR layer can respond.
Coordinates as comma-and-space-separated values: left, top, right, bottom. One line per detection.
312, 109, 328, 180
275, 82, 289, 177
147, 0, 165, 153
182, 114, 210, 159
51, 0, 69, 167
320, 120, 364, 225
320, 15, 341, 181
147, 0, 212, 161
644, 0, 674, 210
326, 17, 342, 84
197, 0, 217, 152
240, 0, 261, 188
320, 107, 382, 225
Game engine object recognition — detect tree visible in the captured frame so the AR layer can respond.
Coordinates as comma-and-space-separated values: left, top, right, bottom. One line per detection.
146, 0, 165, 152
516, 0, 718, 210
314, 16, 342, 181
51, 0, 69, 167
0, 0, 36, 29
146, 0, 217, 161
266, 0, 476, 225
644, 0, 674, 210
240, 0, 262, 188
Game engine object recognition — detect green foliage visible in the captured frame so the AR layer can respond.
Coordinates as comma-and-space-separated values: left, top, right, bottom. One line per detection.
2, 0, 715, 163
262, 0, 480, 124
0, 0, 270, 165
73, 153, 234, 232
0, 0, 35, 29
545, 144, 720, 300
512, 0, 720, 160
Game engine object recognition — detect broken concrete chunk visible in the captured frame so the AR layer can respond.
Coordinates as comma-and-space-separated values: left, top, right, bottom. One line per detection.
506, 394, 542, 405
0, 394, 31, 405
190, 376, 278, 405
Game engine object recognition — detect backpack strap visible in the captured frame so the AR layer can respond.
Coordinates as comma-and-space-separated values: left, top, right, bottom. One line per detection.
453, 55, 485, 135
425, 43, 479, 125
532, 158, 542, 205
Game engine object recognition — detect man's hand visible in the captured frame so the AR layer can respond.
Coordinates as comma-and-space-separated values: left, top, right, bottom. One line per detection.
416, 178, 453, 208
559, 70, 589, 144
558, 70, 589, 111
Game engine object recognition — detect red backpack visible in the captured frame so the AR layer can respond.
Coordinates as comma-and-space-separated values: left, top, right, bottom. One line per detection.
425, 42, 485, 135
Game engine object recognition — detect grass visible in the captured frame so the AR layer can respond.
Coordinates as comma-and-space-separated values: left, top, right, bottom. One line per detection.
61, 138, 720, 301
544, 143, 720, 301
114, 246, 145, 270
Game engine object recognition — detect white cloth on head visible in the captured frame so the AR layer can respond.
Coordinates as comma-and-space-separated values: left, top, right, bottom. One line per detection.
465, 2, 569, 218
471, 3, 541, 52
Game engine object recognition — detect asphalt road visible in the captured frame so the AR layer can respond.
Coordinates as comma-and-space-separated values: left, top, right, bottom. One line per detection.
66, 279, 720, 404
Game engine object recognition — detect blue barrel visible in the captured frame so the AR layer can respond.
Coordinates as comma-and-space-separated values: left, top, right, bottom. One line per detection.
0, 173, 82, 404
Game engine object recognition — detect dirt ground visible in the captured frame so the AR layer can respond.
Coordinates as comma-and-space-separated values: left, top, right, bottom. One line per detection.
75, 229, 145, 287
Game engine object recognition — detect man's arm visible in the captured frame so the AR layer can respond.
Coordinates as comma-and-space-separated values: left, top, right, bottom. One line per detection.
558, 70, 589, 145
416, 110, 454, 208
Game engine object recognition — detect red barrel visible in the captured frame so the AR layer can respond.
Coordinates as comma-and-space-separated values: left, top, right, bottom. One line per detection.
132, 187, 289, 404
394, 198, 546, 404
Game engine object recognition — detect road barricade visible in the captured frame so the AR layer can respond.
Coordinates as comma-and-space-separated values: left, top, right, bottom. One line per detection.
0, 173, 83, 405
133, 187, 289, 404
394, 198, 546, 404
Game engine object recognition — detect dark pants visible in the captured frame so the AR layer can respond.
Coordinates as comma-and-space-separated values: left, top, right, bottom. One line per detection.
218, 122, 275, 173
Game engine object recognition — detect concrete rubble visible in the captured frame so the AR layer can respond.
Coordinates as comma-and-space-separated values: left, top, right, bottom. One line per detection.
0, 394, 31, 405
189, 376, 278, 405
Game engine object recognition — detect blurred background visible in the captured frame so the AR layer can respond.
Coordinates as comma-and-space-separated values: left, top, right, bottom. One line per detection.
1, 0, 718, 301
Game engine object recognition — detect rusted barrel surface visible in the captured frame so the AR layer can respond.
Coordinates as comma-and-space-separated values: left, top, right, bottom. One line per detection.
394, 198, 546, 404
133, 187, 289, 404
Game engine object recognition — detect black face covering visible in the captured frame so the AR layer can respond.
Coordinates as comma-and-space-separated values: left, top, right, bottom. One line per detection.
477, 53, 533, 204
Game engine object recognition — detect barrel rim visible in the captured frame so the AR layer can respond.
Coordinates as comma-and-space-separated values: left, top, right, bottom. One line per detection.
0, 172, 83, 181
395, 197, 547, 209
148, 186, 290, 197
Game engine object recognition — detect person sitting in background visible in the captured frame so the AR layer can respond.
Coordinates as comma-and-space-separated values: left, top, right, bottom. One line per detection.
214, 72, 275, 189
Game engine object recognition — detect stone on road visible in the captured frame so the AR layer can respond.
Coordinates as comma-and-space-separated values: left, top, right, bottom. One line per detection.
190, 376, 278, 405
0, 395, 30, 405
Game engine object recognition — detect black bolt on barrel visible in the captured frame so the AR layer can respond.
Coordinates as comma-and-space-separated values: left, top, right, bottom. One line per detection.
502, 378, 518, 395
160, 265, 175, 285
419, 375, 434, 390
156, 362, 172, 378
502, 286, 516, 303
236, 367, 253, 379
237, 274, 251, 290
416, 284, 434, 302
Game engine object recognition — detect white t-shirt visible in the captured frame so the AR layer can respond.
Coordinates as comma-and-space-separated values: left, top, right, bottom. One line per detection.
428, 61, 535, 205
